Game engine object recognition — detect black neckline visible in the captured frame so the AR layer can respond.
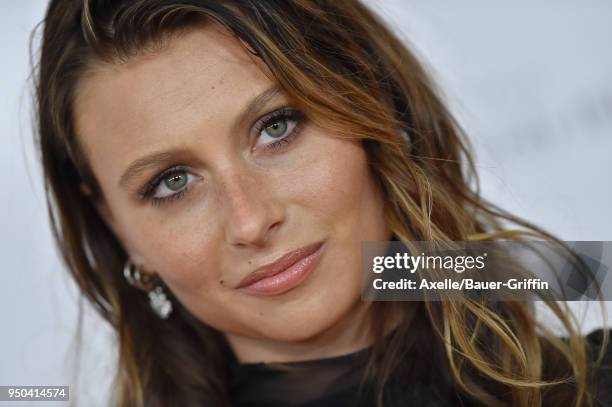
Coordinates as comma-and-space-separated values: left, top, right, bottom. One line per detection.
229, 342, 372, 372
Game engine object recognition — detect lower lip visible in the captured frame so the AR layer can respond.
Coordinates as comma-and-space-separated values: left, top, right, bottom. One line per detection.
239, 242, 326, 296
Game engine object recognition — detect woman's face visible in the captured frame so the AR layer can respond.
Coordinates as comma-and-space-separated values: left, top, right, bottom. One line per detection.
74, 25, 391, 359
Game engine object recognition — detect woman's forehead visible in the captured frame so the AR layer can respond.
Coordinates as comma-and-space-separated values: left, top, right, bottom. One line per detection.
75, 24, 269, 127
73, 25, 276, 185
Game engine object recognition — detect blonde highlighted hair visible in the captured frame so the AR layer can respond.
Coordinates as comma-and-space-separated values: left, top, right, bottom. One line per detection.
33, 0, 607, 405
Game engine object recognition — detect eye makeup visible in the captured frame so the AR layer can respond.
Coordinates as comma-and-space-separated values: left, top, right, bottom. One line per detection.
251, 107, 305, 152
138, 164, 195, 206
137, 106, 306, 206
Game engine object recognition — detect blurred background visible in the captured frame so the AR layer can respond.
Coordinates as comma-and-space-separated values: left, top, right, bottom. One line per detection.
1, 1, 611, 405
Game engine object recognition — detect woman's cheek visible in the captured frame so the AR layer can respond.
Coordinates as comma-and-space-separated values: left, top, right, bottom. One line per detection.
284, 134, 372, 224
138, 219, 221, 293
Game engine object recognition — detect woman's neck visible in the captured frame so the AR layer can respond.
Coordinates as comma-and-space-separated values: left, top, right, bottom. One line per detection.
225, 301, 399, 364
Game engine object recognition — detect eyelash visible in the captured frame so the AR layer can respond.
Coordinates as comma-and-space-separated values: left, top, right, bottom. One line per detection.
139, 107, 305, 206
138, 165, 192, 206
252, 107, 304, 152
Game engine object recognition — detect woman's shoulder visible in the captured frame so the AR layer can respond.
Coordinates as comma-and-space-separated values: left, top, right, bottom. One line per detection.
585, 328, 612, 406
539, 328, 611, 406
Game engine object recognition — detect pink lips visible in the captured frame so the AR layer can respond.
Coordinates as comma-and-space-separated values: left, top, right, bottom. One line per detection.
237, 241, 326, 296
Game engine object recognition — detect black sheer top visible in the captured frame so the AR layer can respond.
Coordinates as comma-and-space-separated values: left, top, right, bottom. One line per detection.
228, 329, 612, 407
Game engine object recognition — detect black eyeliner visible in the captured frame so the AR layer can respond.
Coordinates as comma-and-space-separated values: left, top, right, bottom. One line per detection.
253, 107, 304, 138
138, 164, 188, 200
139, 107, 306, 205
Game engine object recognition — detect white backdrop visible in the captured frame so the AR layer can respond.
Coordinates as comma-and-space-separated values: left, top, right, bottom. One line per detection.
1, 1, 610, 405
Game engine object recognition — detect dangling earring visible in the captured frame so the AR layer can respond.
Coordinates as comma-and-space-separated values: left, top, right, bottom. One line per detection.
147, 286, 173, 320
123, 259, 173, 319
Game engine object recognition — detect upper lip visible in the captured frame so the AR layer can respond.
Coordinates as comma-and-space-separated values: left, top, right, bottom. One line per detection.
237, 241, 325, 289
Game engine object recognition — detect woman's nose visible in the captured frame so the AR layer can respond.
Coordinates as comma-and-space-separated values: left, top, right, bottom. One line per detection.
219, 169, 285, 248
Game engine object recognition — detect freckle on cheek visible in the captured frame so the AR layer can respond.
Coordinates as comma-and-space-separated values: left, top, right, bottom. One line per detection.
219, 279, 224, 285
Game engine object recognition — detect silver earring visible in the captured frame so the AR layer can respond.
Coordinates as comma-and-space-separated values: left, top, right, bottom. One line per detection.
147, 286, 173, 320
123, 259, 173, 319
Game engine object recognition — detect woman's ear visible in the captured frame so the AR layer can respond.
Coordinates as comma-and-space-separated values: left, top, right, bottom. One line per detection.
80, 181, 152, 272
79, 182, 93, 197
79, 182, 114, 228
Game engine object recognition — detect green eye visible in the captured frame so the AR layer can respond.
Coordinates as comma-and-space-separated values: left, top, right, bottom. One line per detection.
164, 172, 187, 191
264, 119, 288, 138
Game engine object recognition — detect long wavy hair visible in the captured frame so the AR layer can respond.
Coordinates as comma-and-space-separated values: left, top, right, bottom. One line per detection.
33, 0, 607, 406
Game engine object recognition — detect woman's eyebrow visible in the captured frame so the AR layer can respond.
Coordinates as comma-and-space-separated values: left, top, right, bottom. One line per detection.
118, 149, 184, 189
232, 84, 281, 132
118, 84, 282, 189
